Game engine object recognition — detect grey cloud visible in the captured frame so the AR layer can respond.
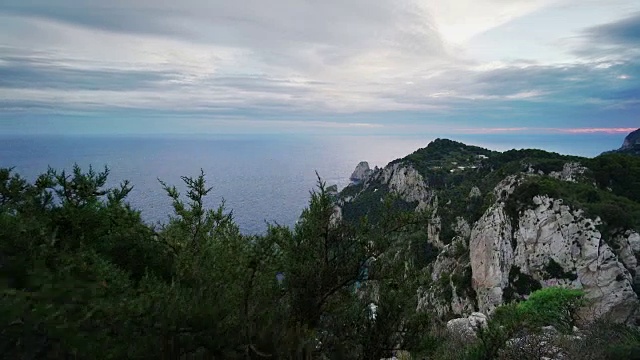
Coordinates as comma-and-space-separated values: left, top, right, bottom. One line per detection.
1, 5, 171, 37
574, 12, 640, 60
0, 56, 173, 90
1, 0, 444, 53
0, 0, 450, 100
2, 0, 638, 124
0, 48, 332, 112
375, 59, 640, 112
585, 11, 640, 46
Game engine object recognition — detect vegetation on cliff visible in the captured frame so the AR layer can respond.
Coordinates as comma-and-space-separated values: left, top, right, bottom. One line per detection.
341, 138, 640, 244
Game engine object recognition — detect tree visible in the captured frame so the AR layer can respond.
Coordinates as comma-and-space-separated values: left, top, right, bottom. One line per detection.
0, 166, 434, 359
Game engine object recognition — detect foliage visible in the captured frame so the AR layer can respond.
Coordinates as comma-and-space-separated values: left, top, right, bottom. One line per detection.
588, 153, 640, 203
516, 287, 584, 333
507, 176, 640, 234
476, 287, 582, 358
503, 266, 541, 302
0, 166, 431, 359
466, 303, 528, 360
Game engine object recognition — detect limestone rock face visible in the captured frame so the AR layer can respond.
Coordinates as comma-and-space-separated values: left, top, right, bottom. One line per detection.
350, 161, 373, 183
608, 128, 640, 155
622, 128, 640, 150
418, 239, 475, 317
329, 205, 342, 226
470, 204, 514, 314
418, 222, 476, 318
494, 175, 525, 201
515, 196, 636, 322
610, 231, 640, 291
549, 162, 587, 182
455, 217, 471, 240
468, 312, 488, 329
470, 189, 639, 322
379, 163, 432, 206
348, 162, 436, 212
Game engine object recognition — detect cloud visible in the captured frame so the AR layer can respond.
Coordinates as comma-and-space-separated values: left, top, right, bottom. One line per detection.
558, 127, 638, 134
585, 11, 640, 46
0, 0, 639, 134
574, 11, 640, 61
0, 56, 172, 90
458, 127, 531, 134
457, 127, 638, 135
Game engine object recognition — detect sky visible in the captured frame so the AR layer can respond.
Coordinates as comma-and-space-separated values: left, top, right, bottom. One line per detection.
0, 0, 638, 138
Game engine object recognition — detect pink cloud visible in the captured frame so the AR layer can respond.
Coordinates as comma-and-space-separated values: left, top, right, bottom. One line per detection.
557, 127, 637, 134
457, 127, 636, 134
458, 127, 531, 134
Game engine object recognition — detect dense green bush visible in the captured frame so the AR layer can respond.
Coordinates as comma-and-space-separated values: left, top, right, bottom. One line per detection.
516, 287, 584, 333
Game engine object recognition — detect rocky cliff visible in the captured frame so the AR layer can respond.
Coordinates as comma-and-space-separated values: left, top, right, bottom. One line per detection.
606, 127, 640, 156
471, 177, 638, 323
340, 139, 640, 324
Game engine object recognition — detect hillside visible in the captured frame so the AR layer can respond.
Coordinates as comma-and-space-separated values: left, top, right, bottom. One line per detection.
338, 137, 640, 322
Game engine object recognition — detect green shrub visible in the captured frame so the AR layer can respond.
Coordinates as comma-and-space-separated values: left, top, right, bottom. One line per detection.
516, 287, 584, 333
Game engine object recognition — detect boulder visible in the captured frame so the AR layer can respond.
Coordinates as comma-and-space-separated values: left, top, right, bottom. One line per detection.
446, 312, 488, 340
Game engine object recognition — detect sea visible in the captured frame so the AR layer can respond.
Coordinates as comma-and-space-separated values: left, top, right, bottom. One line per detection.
0, 132, 625, 234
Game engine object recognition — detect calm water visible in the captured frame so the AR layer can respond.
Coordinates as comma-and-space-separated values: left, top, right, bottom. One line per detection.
0, 133, 624, 234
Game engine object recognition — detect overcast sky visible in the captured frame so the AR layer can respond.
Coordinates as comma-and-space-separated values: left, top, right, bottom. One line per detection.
0, 0, 638, 136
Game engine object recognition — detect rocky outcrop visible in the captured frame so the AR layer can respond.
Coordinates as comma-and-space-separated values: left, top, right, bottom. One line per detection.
446, 312, 488, 340
348, 162, 435, 212
610, 231, 640, 291
379, 163, 433, 207
350, 161, 373, 183
606, 128, 640, 156
470, 204, 514, 314
418, 222, 476, 317
622, 128, 640, 151
516, 196, 636, 322
469, 186, 482, 198
418, 251, 475, 316
549, 162, 587, 182
471, 186, 639, 322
